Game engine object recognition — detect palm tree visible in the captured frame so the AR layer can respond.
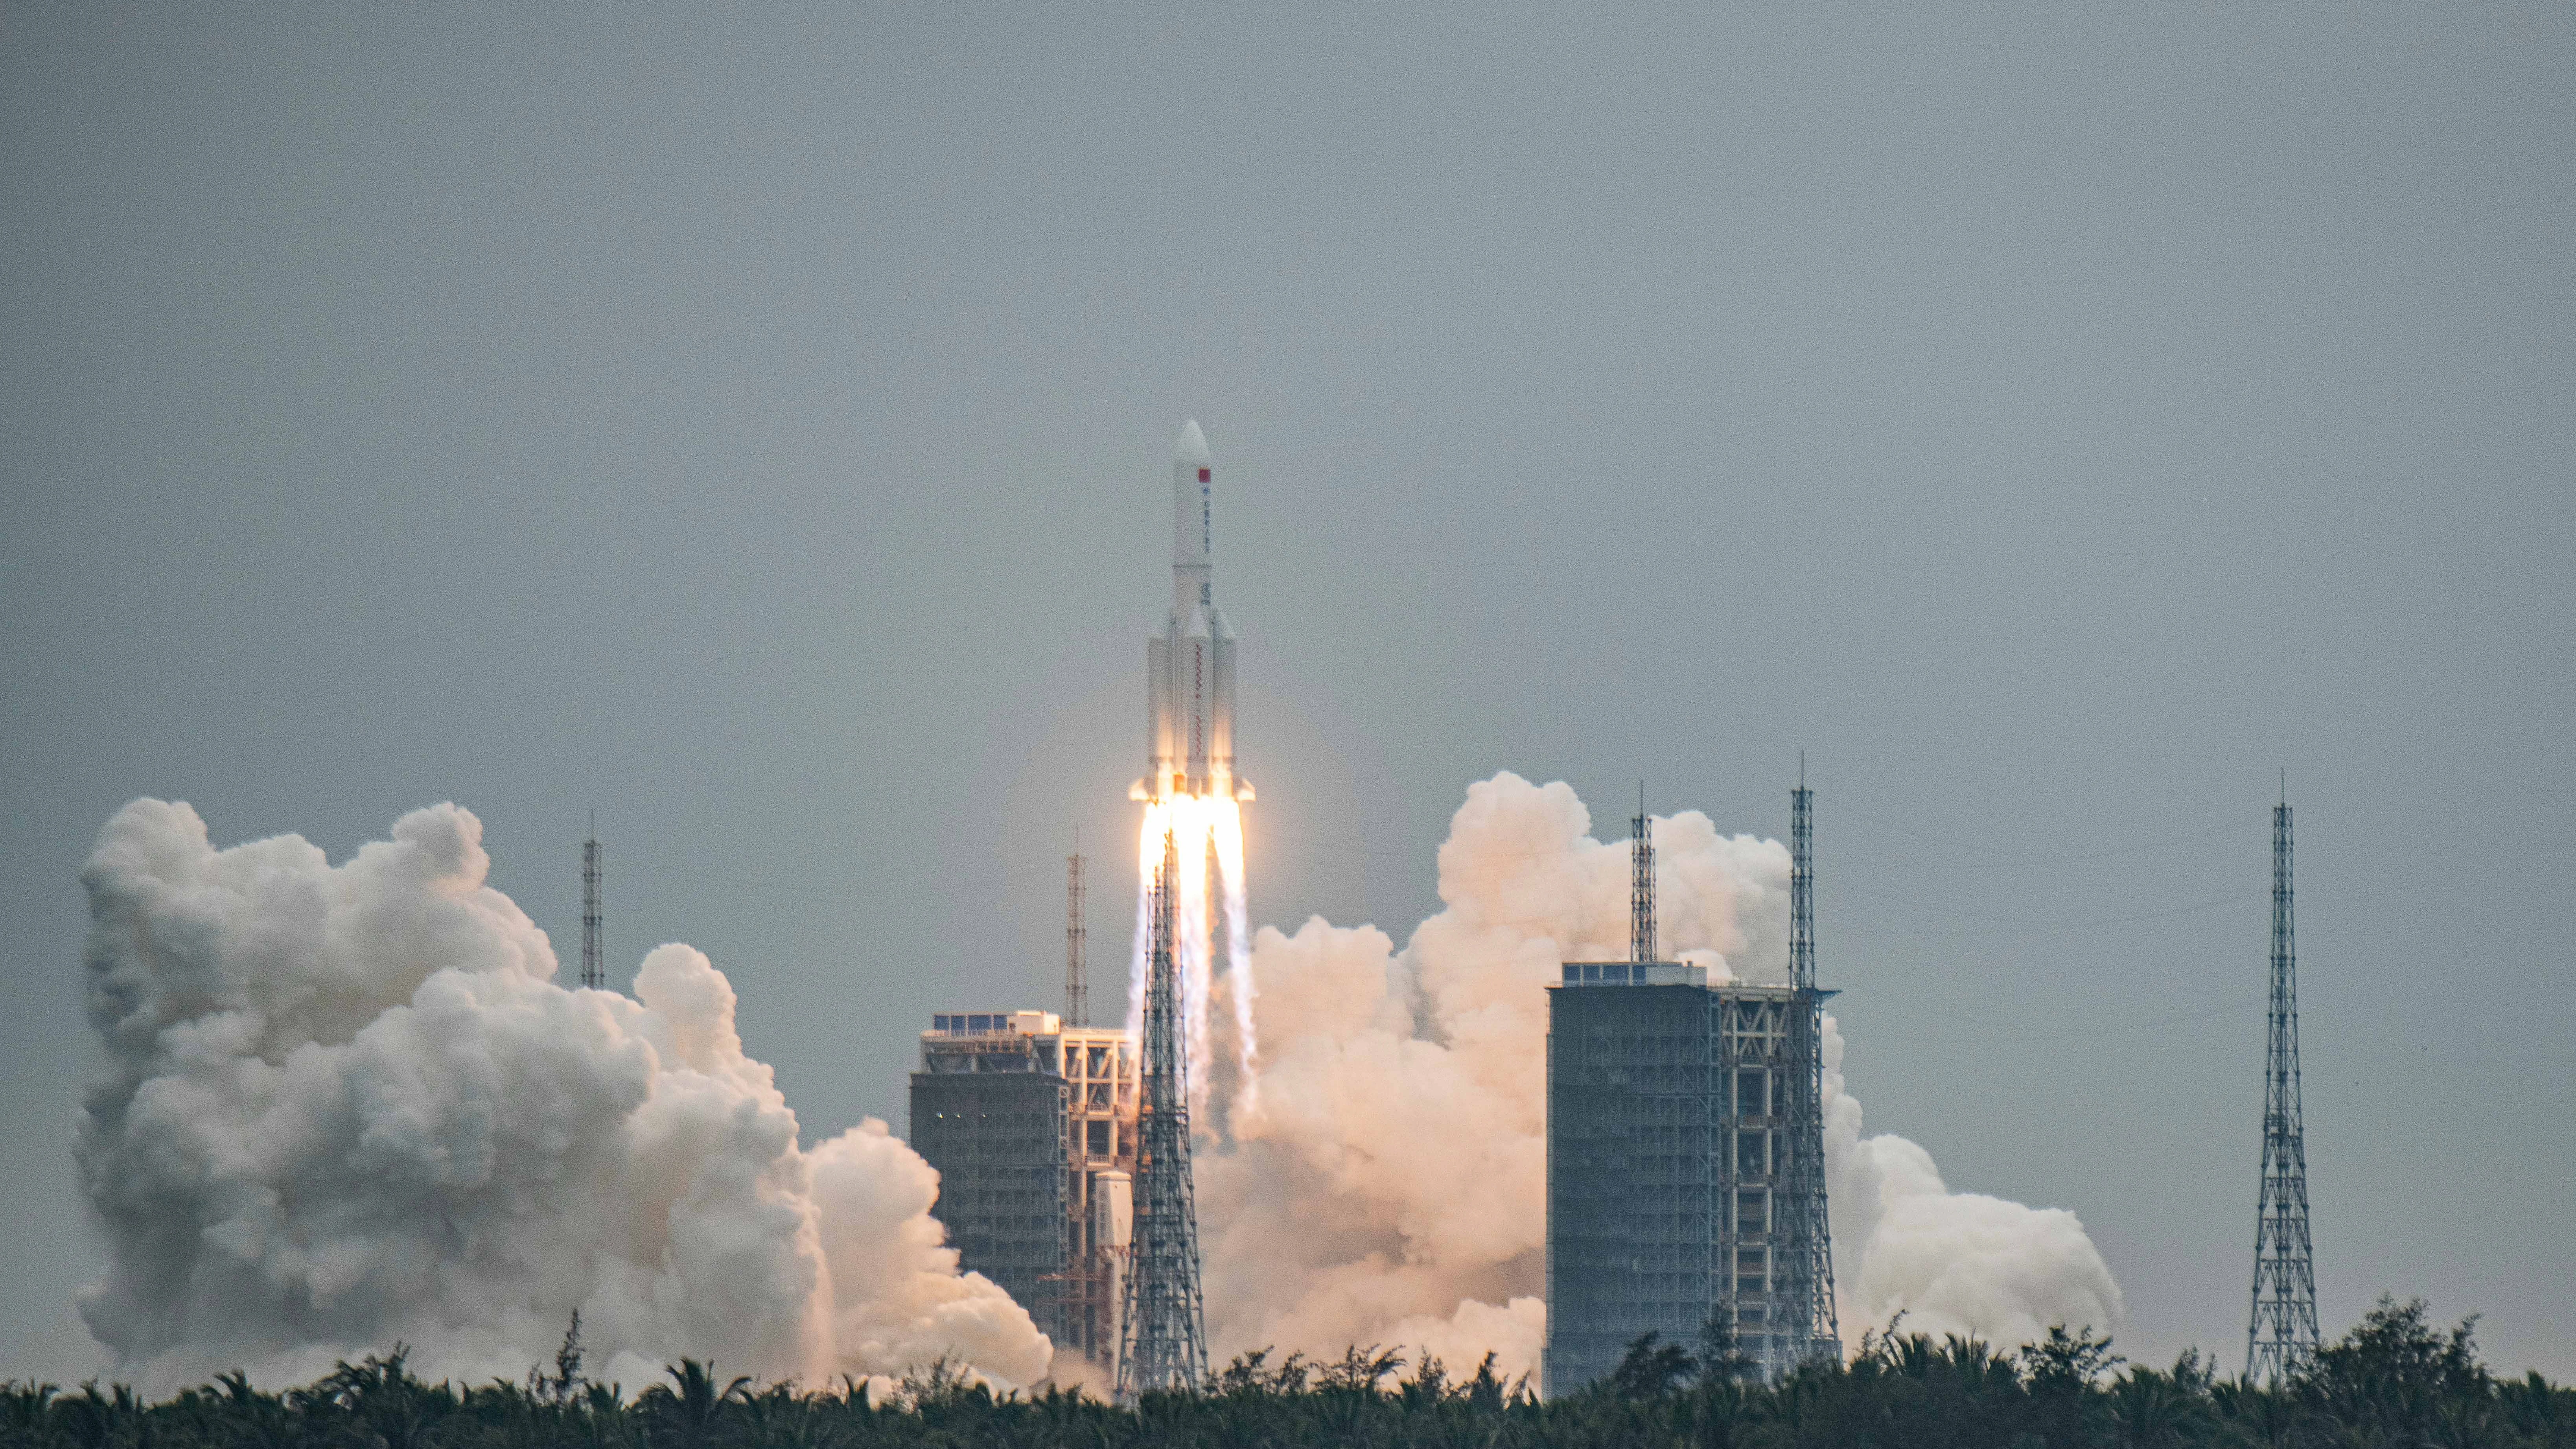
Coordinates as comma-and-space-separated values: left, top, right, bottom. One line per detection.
2212, 1373, 2303, 1449
644, 1359, 753, 1445
0, 1381, 61, 1436
2105, 1367, 2202, 1449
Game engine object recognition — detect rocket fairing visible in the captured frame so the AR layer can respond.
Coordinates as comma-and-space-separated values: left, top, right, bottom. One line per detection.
1136, 420, 1252, 805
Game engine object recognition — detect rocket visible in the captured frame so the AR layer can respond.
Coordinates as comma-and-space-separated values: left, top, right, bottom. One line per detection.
1135, 420, 1252, 805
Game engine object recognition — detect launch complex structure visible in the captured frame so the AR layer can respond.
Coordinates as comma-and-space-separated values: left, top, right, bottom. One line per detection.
889, 423, 2327, 1397
606, 766, 2330, 1397
1542, 781, 1842, 1392
910, 424, 1230, 1396
901, 833, 1206, 1394
591, 417, 2333, 1398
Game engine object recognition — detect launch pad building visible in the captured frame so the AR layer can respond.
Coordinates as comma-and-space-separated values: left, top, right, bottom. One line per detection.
1544, 971, 1837, 1389
1543, 787, 1840, 1393
910, 1011, 1140, 1370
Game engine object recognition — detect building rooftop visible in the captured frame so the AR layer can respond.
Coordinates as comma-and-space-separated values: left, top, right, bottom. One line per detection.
1556, 961, 1708, 987
925, 1010, 1134, 1038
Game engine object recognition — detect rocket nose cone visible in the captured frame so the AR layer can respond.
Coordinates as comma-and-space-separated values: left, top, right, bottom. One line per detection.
1174, 419, 1210, 464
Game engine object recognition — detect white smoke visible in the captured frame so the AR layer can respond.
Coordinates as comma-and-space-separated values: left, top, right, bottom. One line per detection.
1200, 772, 2122, 1380
73, 799, 1053, 1394
1823, 1038, 2125, 1350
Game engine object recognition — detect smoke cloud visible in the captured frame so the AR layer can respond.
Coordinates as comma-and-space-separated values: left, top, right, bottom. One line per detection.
74, 799, 1053, 1394
1201, 772, 2122, 1379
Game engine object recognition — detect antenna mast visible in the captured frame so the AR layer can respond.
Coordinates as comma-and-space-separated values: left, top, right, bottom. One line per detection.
1118, 829, 1206, 1399
1789, 760, 1813, 991
1630, 783, 1655, 963
1779, 764, 1840, 1367
579, 815, 604, 991
1066, 839, 1088, 1027
2248, 786, 2320, 1381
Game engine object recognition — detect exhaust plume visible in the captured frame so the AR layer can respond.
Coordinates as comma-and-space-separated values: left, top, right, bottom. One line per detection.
73, 799, 1053, 1394
1129, 795, 1257, 1111
1200, 772, 2122, 1379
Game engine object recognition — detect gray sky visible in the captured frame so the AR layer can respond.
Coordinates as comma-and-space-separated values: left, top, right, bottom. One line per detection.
4, 2, 2570, 1381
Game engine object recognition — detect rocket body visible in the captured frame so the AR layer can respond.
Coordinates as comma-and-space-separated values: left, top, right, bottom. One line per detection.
1141, 420, 1249, 804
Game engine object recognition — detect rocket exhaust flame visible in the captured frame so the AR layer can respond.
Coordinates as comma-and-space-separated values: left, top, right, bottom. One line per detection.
1213, 802, 1257, 1110
1129, 795, 1257, 1113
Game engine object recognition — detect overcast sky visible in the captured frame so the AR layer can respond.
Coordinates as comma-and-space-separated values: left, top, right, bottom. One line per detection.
4, 2, 2570, 1381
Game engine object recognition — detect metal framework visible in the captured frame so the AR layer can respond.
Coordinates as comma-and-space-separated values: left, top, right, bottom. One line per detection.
2248, 792, 2319, 1382
1789, 771, 1813, 991
1777, 772, 1840, 1371
579, 819, 604, 991
1118, 830, 1206, 1399
1631, 788, 1656, 963
1066, 846, 1088, 1027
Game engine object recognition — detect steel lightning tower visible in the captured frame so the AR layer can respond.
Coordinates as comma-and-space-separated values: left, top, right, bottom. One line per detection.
1781, 765, 1841, 1367
1066, 843, 1088, 1028
579, 818, 604, 992
1118, 830, 1206, 1399
1631, 786, 1655, 964
2248, 787, 2319, 1382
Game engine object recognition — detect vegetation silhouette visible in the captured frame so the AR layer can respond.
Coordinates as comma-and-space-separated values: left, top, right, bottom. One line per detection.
3, 1298, 2566, 1447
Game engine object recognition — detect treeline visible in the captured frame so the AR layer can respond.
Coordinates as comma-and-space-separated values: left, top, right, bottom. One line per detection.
4, 1297, 2569, 1448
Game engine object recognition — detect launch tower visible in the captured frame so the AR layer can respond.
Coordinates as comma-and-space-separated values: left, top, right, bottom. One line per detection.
1117, 830, 1207, 1399
2247, 788, 2319, 1382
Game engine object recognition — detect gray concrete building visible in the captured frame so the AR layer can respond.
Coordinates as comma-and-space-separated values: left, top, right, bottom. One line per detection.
909, 1010, 1137, 1371
1543, 962, 1836, 1394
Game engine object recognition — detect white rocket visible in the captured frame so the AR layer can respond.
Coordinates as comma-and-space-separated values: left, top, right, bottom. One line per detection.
1136, 420, 1251, 805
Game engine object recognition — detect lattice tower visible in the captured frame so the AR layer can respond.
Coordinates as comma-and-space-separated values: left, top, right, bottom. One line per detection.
1630, 787, 1655, 963
1777, 770, 1841, 1370
1117, 829, 1206, 1399
579, 821, 604, 992
2248, 793, 2319, 1382
1066, 845, 1088, 1027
